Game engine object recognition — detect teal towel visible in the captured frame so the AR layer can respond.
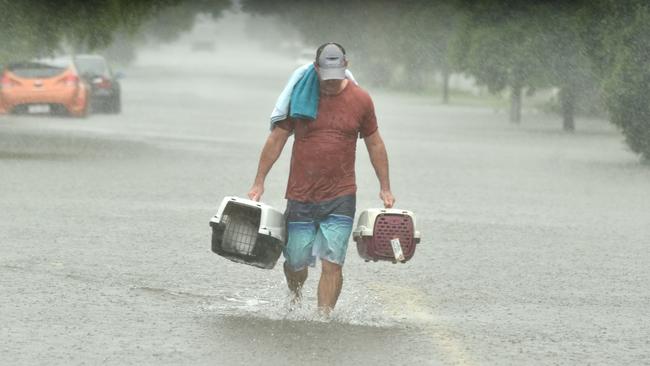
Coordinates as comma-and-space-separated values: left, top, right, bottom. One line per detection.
289, 64, 319, 120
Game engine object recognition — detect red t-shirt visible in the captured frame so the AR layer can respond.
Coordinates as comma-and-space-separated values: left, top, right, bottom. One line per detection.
276, 82, 378, 203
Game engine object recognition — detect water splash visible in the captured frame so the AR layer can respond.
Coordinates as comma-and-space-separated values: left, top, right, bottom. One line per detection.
201, 280, 410, 328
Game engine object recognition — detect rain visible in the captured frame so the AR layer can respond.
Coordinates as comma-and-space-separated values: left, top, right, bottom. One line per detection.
1, 1, 649, 365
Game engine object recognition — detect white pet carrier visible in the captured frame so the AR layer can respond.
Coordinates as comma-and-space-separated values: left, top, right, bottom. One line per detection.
209, 196, 286, 269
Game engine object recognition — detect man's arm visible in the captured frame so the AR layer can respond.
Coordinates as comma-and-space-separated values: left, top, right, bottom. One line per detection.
363, 130, 395, 208
248, 127, 291, 201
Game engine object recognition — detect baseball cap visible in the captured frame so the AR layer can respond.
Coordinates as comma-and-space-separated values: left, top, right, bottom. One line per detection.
316, 43, 347, 80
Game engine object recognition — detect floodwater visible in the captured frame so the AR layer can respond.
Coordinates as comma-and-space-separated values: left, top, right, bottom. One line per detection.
2, 18, 650, 366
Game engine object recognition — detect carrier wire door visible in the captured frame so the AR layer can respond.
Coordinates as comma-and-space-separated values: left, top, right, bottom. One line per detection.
210, 196, 286, 269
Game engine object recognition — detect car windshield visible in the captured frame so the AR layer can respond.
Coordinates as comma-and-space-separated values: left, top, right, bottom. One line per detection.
75, 57, 109, 77
7, 61, 67, 79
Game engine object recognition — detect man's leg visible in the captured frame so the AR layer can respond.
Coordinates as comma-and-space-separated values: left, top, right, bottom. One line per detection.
282, 217, 316, 303
313, 206, 354, 314
317, 259, 343, 314
284, 261, 308, 301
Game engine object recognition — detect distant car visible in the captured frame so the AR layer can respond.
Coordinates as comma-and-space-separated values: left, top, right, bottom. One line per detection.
74, 55, 121, 114
0, 57, 89, 117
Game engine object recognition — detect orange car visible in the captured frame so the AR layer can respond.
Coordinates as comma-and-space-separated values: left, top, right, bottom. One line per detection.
0, 57, 89, 117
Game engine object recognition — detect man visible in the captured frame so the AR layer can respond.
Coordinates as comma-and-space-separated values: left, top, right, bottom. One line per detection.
248, 42, 394, 314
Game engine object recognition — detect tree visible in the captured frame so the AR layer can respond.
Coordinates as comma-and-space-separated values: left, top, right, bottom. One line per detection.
450, 2, 546, 123
395, 1, 460, 103
0, 0, 230, 64
242, 0, 460, 100
534, 4, 598, 132
450, 1, 602, 130
573, 0, 650, 160
602, 4, 650, 161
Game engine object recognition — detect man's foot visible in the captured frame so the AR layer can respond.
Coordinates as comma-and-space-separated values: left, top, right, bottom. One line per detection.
289, 288, 302, 305
284, 262, 307, 295
317, 305, 333, 316
314, 306, 333, 322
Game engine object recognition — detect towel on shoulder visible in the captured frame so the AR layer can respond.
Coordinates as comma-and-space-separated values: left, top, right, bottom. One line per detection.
269, 63, 357, 130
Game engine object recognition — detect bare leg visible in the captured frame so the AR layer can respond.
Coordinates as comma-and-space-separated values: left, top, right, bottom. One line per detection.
317, 260, 343, 314
284, 262, 308, 303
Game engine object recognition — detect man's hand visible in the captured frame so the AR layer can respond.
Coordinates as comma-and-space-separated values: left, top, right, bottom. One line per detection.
248, 183, 264, 201
380, 189, 395, 208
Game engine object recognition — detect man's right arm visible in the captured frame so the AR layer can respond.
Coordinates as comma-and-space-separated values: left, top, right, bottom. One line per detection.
248, 127, 291, 201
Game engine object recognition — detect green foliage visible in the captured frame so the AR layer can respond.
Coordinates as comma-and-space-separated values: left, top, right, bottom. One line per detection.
449, 2, 605, 128
392, 1, 458, 90
242, 0, 461, 90
0, 1, 57, 62
451, 2, 544, 93
239, 0, 650, 158
604, 5, 650, 160
0, 0, 229, 64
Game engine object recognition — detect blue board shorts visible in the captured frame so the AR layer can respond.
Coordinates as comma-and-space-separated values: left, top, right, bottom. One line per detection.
283, 195, 355, 271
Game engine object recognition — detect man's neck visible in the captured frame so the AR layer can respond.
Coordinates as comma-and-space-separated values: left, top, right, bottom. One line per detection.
320, 79, 348, 96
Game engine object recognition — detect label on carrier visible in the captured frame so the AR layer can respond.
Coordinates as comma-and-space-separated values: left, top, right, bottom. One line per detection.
390, 238, 405, 262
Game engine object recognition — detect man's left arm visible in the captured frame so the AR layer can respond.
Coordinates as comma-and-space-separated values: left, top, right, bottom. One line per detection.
363, 130, 395, 208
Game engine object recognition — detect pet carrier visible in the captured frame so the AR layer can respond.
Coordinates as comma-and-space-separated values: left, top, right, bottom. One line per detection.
353, 208, 421, 263
209, 196, 286, 269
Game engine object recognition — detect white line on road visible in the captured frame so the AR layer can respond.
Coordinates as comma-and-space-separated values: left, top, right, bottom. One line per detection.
369, 283, 476, 366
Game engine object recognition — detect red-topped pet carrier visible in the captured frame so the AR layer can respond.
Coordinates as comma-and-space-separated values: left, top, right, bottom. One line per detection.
353, 208, 421, 263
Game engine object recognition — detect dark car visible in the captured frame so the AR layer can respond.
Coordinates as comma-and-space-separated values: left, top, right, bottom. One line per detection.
74, 55, 121, 114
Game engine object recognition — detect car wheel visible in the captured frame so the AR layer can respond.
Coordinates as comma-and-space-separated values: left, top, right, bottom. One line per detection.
76, 107, 89, 118
110, 95, 121, 114
76, 100, 90, 118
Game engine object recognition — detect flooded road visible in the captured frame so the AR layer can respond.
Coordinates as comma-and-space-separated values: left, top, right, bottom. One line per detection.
1, 41, 650, 365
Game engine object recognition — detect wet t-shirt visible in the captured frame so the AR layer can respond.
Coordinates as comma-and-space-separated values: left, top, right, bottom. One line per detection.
276, 82, 378, 203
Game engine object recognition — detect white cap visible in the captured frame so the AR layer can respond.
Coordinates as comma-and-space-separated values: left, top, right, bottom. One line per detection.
317, 43, 346, 80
